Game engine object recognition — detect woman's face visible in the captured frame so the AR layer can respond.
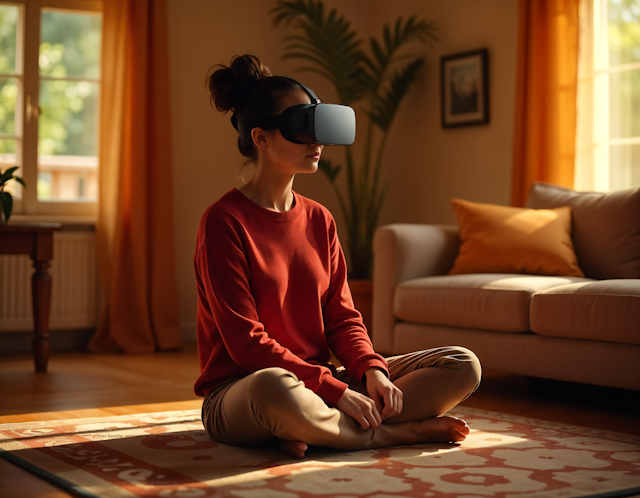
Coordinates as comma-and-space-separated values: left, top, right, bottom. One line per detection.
259, 89, 324, 175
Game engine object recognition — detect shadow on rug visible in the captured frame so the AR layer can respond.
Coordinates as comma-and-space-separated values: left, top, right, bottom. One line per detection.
1, 406, 640, 498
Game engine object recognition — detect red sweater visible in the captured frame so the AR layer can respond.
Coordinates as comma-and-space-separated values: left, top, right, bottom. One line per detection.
193, 189, 388, 405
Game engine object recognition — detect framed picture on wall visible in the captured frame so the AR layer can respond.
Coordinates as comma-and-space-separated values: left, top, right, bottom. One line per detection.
441, 48, 489, 128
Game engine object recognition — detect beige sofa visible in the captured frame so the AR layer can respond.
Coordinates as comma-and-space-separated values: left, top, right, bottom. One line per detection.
372, 183, 640, 390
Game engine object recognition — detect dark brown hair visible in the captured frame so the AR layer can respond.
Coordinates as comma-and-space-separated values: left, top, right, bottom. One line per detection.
206, 55, 302, 160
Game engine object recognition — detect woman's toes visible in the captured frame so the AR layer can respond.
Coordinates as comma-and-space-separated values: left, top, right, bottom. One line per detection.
414, 415, 472, 444
451, 417, 470, 435
279, 439, 308, 459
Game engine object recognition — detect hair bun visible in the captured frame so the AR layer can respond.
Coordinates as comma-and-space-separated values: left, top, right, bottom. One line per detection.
207, 55, 272, 113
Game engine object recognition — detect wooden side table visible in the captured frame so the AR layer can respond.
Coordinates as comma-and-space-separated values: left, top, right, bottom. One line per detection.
0, 222, 62, 372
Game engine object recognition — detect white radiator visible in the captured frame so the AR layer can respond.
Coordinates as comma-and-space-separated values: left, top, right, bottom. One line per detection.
0, 231, 102, 332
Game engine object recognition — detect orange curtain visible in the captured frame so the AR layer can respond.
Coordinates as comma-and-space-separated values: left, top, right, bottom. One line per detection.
90, 0, 182, 353
511, 0, 580, 206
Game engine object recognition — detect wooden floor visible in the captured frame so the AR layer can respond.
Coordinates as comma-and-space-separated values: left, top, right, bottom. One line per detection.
1, 342, 639, 497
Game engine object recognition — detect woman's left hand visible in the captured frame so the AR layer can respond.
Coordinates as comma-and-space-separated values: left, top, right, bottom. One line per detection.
364, 368, 403, 420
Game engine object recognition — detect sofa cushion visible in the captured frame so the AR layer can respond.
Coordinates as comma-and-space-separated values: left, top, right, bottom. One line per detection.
531, 280, 640, 344
394, 274, 591, 332
526, 182, 640, 279
449, 198, 583, 277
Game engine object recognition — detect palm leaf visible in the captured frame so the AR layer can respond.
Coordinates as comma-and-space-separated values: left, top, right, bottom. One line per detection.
319, 158, 352, 230
272, 0, 321, 25
360, 16, 437, 96
287, 65, 335, 83
370, 58, 424, 131
272, 0, 363, 105
368, 182, 390, 235
371, 38, 386, 70
282, 50, 335, 74
318, 157, 341, 182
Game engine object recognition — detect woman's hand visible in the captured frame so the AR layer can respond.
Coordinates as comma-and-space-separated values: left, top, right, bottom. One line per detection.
336, 388, 382, 430
364, 368, 403, 420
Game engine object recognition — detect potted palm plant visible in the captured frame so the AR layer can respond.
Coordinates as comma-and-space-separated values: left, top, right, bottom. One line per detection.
0, 167, 26, 224
272, 0, 437, 280
272, 0, 437, 332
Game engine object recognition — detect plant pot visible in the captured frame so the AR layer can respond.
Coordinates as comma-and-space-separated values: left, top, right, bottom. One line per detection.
348, 278, 373, 338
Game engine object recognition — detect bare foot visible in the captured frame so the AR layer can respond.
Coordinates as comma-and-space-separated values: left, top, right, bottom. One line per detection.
411, 416, 470, 444
279, 439, 308, 459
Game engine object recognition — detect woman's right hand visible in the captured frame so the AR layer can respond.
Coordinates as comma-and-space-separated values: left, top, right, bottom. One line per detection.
336, 388, 382, 430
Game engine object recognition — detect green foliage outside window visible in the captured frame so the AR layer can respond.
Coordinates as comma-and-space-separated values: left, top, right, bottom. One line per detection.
0, 8, 101, 158
0, 5, 18, 155
39, 10, 101, 158
607, 0, 640, 190
608, 0, 640, 141
608, 0, 640, 65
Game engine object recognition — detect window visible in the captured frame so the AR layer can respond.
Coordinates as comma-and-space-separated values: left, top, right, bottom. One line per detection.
575, 0, 640, 192
0, 0, 101, 219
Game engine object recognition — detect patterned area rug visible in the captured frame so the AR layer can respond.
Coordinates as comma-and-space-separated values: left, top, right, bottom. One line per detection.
1, 406, 639, 498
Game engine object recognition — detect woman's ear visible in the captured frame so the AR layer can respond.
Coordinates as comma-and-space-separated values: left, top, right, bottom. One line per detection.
251, 127, 270, 150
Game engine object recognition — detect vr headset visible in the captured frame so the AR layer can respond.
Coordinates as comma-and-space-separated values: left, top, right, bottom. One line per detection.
231, 78, 356, 146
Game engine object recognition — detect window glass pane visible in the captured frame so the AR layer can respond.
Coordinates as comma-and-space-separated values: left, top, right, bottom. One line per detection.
0, 139, 22, 199
609, 69, 640, 139
38, 80, 98, 201
36, 170, 53, 199
39, 80, 98, 156
0, 76, 17, 135
0, 137, 16, 163
610, 144, 640, 190
0, 5, 18, 74
608, 0, 640, 65
38, 10, 101, 203
40, 10, 101, 79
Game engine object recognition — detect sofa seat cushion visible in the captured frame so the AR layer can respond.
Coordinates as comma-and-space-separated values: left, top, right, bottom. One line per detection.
394, 274, 591, 332
531, 280, 640, 344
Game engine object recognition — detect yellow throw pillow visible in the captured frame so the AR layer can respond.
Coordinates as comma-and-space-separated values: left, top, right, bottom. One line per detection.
449, 198, 584, 277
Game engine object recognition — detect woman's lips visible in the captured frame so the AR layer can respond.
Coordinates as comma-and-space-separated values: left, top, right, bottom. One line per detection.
307, 152, 321, 159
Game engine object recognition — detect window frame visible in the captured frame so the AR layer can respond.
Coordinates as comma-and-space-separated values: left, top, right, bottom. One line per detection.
575, 0, 640, 192
1, 0, 102, 222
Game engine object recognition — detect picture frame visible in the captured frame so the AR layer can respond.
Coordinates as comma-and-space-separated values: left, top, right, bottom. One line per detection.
440, 48, 489, 128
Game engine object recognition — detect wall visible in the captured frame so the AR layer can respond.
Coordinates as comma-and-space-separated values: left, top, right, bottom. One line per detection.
369, 0, 519, 226
166, 0, 519, 334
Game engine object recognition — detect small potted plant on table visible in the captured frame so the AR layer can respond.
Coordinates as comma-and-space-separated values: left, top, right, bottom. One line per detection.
0, 167, 26, 224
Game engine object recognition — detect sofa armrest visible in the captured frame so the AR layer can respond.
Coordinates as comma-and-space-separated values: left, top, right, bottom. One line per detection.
372, 224, 460, 354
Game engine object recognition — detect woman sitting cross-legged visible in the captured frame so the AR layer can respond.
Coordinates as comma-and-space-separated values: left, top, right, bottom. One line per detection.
194, 54, 482, 459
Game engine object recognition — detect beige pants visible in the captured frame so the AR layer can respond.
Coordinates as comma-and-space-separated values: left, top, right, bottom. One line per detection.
201, 346, 481, 451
